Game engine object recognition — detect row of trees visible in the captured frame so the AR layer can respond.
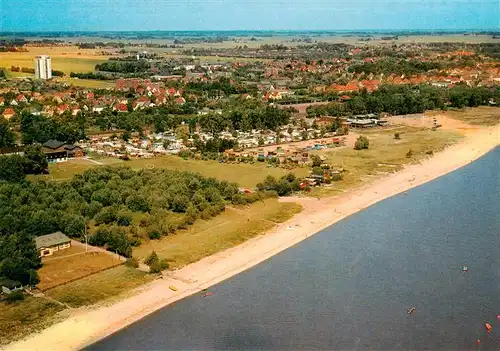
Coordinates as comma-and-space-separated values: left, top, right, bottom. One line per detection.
95, 60, 151, 73
348, 58, 443, 76
308, 85, 500, 117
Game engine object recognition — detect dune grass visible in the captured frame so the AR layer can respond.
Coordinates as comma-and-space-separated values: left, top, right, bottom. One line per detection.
428, 106, 500, 126
133, 198, 303, 268
0, 297, 64, 347
308, 126, 463, 197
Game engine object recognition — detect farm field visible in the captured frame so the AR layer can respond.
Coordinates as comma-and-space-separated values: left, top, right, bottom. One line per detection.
0, 46, 109, 74
133, 198, 303, 268
37, 245, 123, 291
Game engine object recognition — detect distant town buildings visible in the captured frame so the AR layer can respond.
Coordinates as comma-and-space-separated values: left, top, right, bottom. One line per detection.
34, 55, 52, 80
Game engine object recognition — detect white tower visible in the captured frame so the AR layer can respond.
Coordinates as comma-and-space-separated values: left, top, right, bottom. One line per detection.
34, 55, 52, 80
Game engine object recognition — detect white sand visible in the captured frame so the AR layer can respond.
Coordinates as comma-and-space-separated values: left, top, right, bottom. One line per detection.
5, 123, 499, 351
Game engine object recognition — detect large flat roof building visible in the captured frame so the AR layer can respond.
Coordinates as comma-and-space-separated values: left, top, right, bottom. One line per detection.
34, 55, 52, 80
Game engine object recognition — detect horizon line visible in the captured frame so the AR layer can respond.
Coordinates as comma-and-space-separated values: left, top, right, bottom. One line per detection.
1, 29, 499, 34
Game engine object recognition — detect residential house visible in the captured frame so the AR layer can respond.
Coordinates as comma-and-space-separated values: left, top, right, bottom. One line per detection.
2, 108, 15, 120
114, 103, 128, 113
16, 94, 28, 104
0, 97, 4, 106
35, 232, 72, 257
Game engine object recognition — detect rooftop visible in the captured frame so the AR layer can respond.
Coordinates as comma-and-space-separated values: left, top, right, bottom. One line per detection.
35, 232, 71, 249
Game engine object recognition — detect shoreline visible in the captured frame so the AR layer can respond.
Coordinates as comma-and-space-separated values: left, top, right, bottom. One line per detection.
5, 125, 499, 351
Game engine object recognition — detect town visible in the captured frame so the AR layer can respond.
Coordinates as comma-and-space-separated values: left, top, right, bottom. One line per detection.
0, 30, 499, 348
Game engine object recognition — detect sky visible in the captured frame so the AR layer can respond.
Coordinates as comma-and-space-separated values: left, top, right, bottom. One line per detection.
1, 0, 498, 32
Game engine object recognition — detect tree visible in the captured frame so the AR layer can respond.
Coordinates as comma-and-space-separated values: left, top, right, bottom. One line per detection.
311, 155, 322, 167
0, 155, 26, 182
145, 251, 159, 266
0, 117, 16, 148
394, 132, 401, 140
23, 145, 48, 174
354, 136, 370, 150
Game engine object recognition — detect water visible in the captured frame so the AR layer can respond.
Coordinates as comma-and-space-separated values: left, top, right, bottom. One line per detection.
87, 147, 500, 350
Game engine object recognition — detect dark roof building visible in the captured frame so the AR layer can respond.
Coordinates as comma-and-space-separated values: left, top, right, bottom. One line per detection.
35, 232, 71, 250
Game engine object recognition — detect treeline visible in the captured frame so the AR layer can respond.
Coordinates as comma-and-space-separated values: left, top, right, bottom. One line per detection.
348, 58, 443, 76
0, 117, 15, 147
0, 166, 268, 284
0, 146, 48, 182
70, 72, 114, 80
307, 85, 500, 117
10, 66, 64, 77
95, 60, 151, 73
20, 112, 85, 145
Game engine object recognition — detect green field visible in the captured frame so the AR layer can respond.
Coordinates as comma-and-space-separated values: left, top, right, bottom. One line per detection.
134, 198, 303, 268
35, 156, 309, 189
45, 266, 152, 308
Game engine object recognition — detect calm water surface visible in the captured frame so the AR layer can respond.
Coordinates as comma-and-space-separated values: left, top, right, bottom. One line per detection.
88, 147, 500, 350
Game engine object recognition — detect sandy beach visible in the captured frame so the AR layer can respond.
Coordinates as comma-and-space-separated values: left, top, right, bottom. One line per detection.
5, 121, 499, 351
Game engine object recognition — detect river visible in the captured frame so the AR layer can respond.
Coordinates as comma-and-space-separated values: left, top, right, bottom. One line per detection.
87, 147, 500, 350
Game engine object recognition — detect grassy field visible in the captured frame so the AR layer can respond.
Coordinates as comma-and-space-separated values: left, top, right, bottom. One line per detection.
59, 77, 115, 89
37, 249, 123, 291
428, 107, 500, 126
0, 46, 109, 74
45, 266, 153, 308
0, 297, 64, 347
133, 198, 303, 268
308, 126, 463, 197
35, 156, 309, 189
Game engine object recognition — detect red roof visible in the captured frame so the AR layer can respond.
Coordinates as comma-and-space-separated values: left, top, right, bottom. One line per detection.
2, 108, 15, 116
17, 94, 26, 102
115, 103, 128, 112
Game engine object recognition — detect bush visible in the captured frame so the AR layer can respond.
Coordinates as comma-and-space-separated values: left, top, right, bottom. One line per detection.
125, 257, 139, 268
145, 251, 159, 266
394, 132, 401, 140
149, 259, 169, 273
406, 149, 413, 158
331, 172, 343, 181
425, 150, 434, 155
5, 291, 25, 304
354, 136, 369, 150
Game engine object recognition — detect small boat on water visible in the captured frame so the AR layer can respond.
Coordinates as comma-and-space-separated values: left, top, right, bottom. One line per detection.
463, 266, 468, 272
407, 307, 416, 315
485, 323, 492, 331
202, 292, 213, 298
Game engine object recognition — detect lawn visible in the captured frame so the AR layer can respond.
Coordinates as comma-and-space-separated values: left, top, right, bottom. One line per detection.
37, 250, 123, 291
34, 156, 308, 189
308, 126, 463, 197
428, 106, 500, 126
59, 77, 115, 89
0, 297, 64, 347
45, 266, 153, 308
133, 198, 303, 268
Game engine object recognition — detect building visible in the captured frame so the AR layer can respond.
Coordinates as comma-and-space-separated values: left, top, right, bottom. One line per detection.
34, 55, 52, 80
35, 232, 71, 257
41, 140, 84, 163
